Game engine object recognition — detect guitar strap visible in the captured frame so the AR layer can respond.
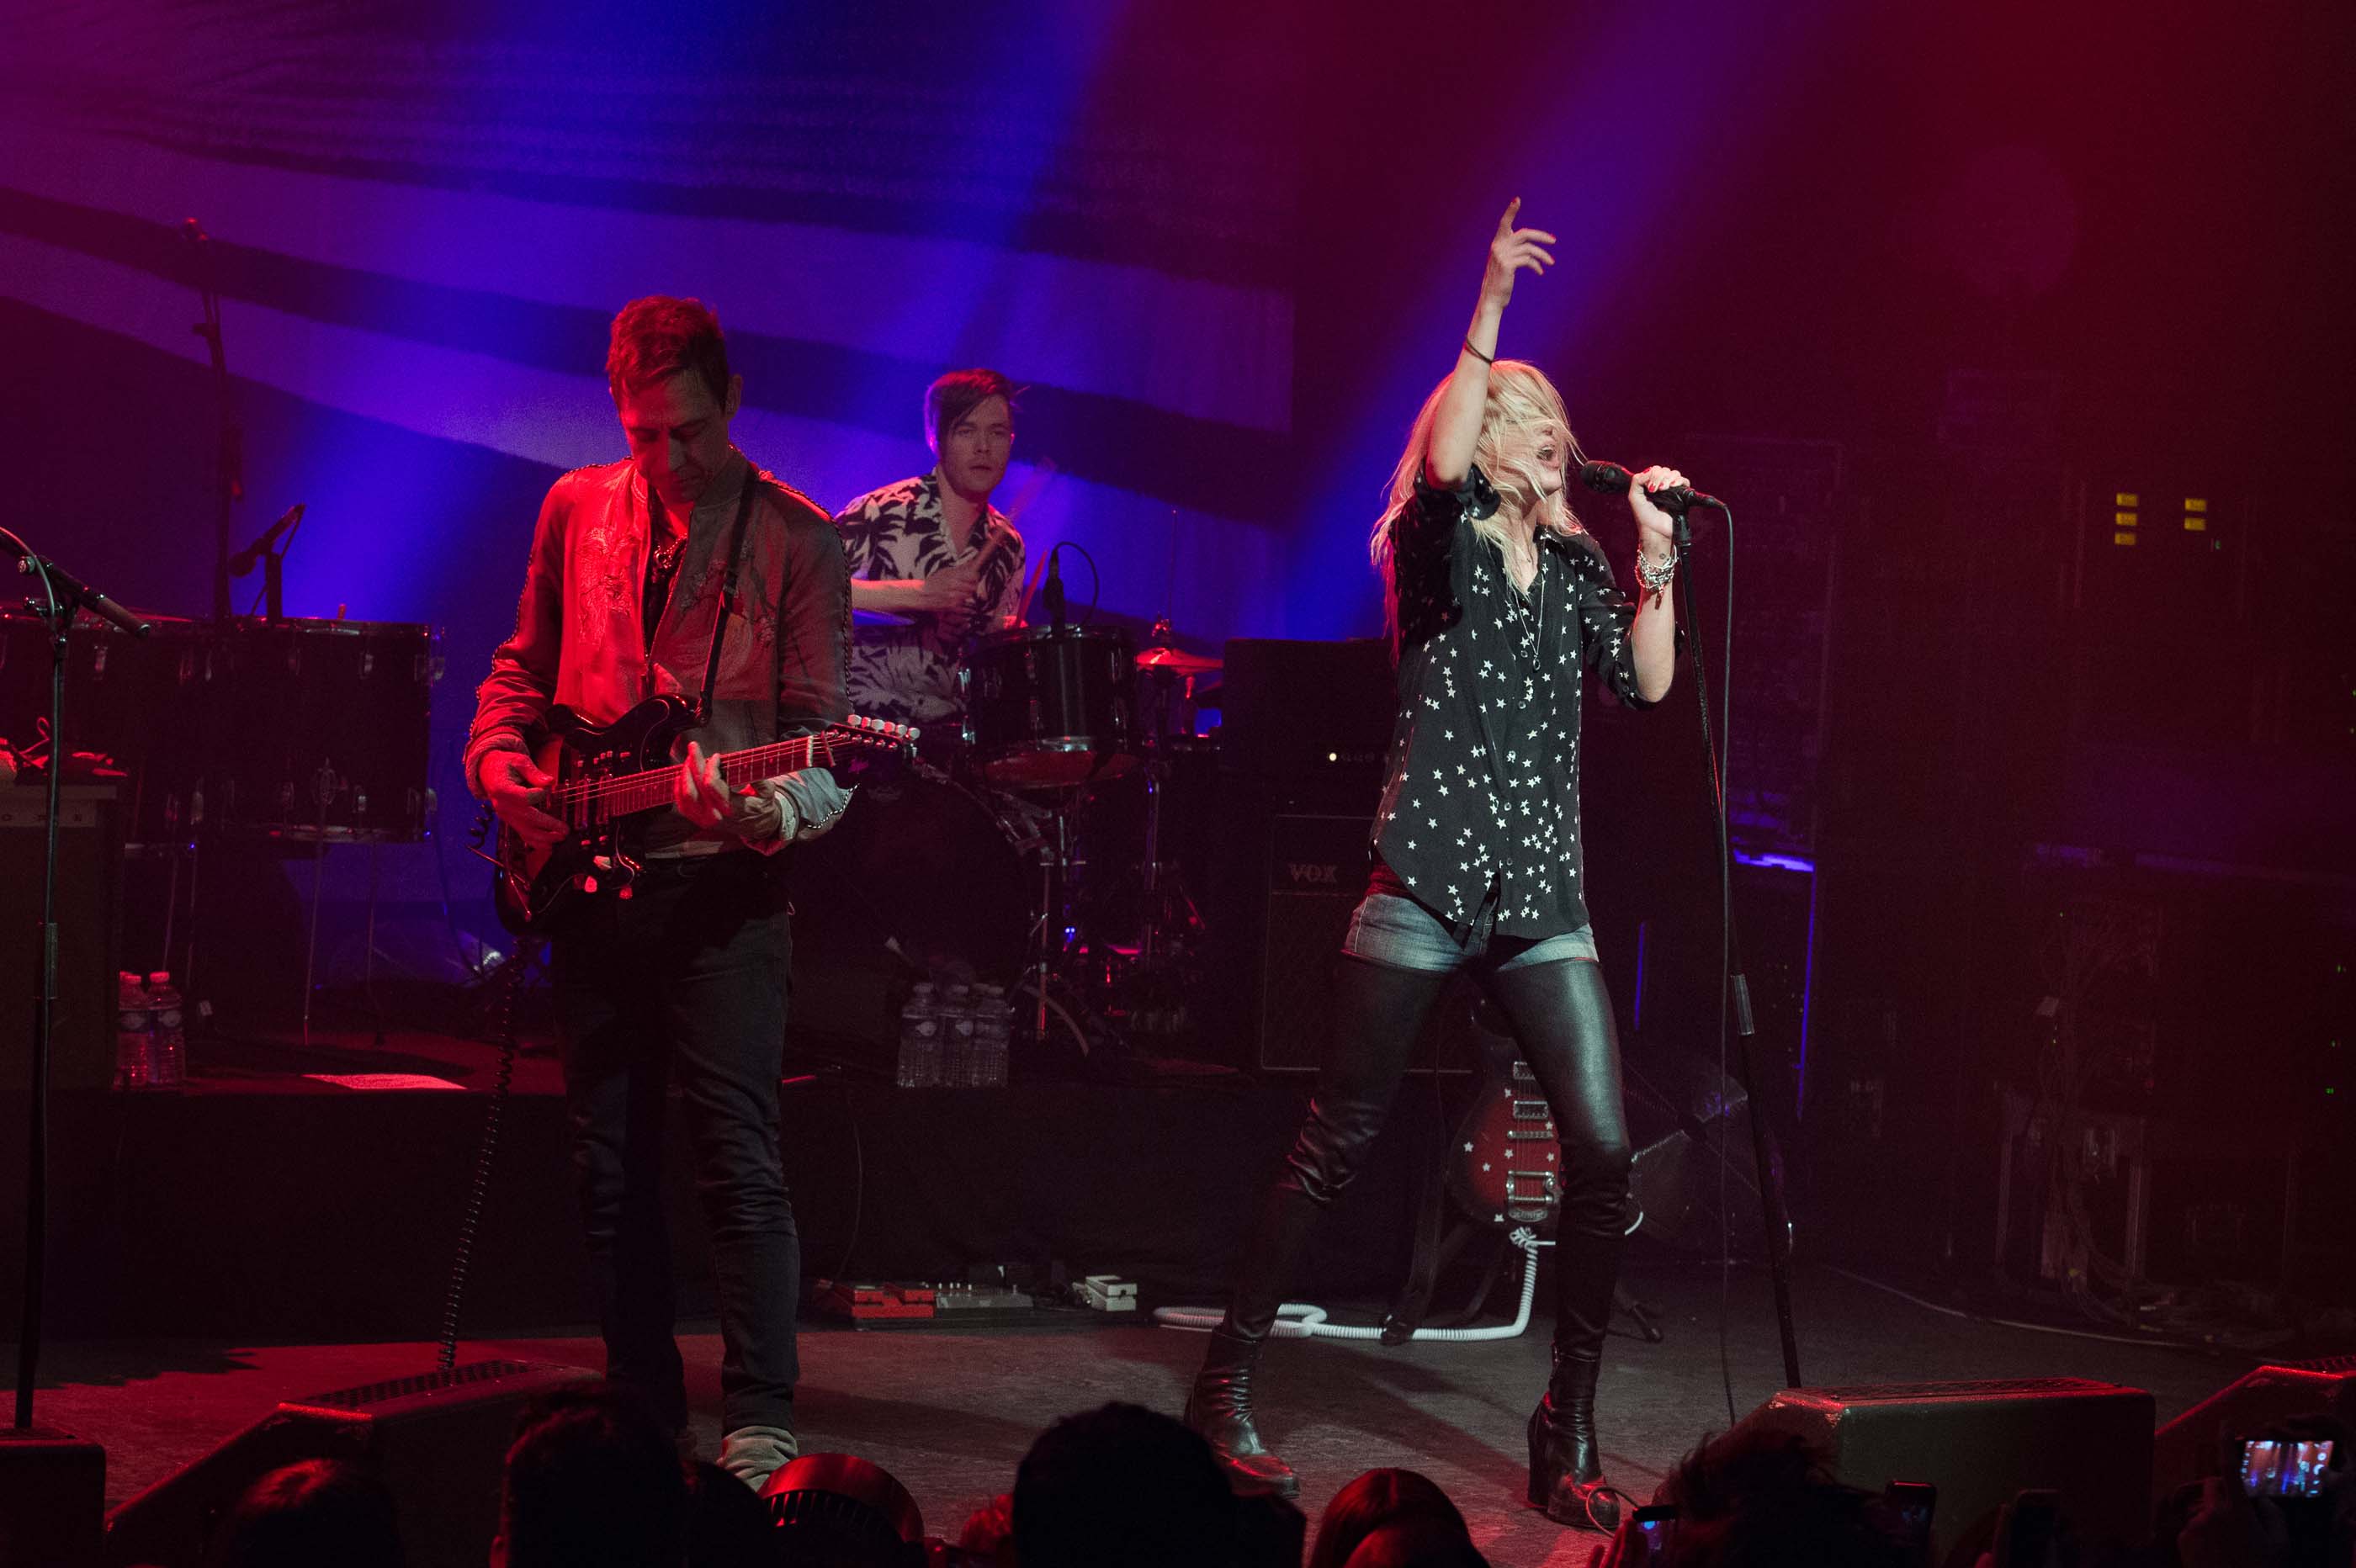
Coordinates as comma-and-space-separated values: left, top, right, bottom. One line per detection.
693, 465, 761, 724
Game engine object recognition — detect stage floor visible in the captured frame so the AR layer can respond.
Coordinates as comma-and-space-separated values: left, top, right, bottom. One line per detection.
19, 1262, 2243, 1566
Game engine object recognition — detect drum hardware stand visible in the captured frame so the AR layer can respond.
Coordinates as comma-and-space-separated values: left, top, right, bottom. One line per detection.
184, 217, 242, 626
228, 502, 305, 622
296, 760, 391, 1052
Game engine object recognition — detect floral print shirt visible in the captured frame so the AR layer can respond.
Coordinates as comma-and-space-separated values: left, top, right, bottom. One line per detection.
832, 472, 1026, 726
1373, 464, 1657, 940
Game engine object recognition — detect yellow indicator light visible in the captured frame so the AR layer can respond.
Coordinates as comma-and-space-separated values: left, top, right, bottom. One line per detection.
2115, 511, 2139, 527
2185, 497, 2208, 512
2115, 492, 2139, 506
2184, 516, 2207, 532
2114, 531, 2138, 546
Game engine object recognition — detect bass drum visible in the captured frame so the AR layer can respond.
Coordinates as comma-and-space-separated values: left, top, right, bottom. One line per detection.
210, 617, 438, 841
785, 765, 1038, 1052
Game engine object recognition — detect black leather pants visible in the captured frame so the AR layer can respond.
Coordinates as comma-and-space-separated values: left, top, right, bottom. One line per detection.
1219, 950, 1633, 1355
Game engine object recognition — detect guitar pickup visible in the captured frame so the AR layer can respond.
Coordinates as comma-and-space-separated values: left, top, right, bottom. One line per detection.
1510, 1103, 1550, 1120
1504, 1173, 1557, 1200
1504, 1128, 1555, 1142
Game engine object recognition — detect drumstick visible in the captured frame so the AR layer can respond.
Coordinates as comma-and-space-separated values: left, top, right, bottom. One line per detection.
967, 457, 1059, 623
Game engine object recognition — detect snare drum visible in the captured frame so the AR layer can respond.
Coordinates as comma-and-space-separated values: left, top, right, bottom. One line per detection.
959, 625, 1138, 789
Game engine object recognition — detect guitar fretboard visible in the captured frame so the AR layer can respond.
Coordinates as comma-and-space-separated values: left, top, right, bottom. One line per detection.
554, 734, 837, 825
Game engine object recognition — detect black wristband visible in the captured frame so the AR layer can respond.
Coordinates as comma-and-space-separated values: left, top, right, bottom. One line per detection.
1462, 337, 1495, 365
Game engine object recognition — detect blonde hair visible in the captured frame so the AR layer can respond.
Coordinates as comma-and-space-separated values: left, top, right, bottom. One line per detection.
1369, 361, 1585, 609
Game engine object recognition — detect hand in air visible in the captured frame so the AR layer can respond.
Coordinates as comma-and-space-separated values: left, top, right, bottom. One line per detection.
673, 740, 771, 838
1626, 465, 1690, 552
483, 752, 565, 848
1480, 198, 1557, 311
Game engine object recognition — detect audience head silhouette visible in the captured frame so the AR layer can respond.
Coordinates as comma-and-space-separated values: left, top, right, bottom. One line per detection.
1651, 1427, 1913, 1568
1014, 1401, 1240, 1568
493, 1383, 689, 1568
206, 1458, 402, 1568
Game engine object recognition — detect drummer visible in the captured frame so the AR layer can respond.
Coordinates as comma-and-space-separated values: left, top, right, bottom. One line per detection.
835, 368, 1028, 729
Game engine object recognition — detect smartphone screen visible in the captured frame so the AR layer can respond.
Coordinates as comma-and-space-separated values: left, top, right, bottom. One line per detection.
1633, 1504, 1679, 1564
2241, 1438, 2335, 1498
1885, 1481, 1937, 1553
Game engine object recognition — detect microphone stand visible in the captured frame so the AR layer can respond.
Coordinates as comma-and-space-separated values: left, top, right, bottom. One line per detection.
185, 221, 241, 625
231, 504, 305, 622
5, 531, 149, 1431
1669, 504, 1804, 1391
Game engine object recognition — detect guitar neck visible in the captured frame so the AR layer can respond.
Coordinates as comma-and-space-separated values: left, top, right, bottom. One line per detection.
575, 734, 832, 822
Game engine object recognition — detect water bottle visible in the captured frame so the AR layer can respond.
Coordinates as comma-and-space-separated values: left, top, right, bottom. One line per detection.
114, 972, 151, 1089
896, 983, 942, 1089
942, 984, 977, 1089
145, 972, 188, 1090
974, 984, 1012, 1089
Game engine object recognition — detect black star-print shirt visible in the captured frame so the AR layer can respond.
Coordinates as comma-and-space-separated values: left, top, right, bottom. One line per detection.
1370, 464, 1658, 940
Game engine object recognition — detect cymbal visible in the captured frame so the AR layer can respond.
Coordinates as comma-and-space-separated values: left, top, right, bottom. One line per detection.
1134, 645, 1221, 675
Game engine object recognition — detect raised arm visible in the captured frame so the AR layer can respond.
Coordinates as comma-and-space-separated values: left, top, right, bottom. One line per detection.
1425, 199, 1556, 490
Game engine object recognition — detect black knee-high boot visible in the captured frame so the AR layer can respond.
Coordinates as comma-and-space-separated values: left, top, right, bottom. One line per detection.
1186, 955, 1448, 1499
1488, 957, 1634, 1532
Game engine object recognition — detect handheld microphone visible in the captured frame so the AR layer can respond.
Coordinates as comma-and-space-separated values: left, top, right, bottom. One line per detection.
1579, 460, 1722, 516
1043, 544, 1067, 632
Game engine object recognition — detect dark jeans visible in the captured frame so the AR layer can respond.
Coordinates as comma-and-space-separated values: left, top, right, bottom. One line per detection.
550, 850, 799, 1434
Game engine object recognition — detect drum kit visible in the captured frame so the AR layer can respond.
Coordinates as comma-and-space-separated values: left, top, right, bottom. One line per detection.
0, 608, 440, 1038
793, 614, 1223, 1063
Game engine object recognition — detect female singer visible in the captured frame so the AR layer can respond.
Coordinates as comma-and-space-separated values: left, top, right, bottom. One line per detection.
1185, 199, 1689, 1532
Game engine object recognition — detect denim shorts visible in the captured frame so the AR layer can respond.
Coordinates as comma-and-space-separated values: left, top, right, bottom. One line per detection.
1341, 890, 1597, 974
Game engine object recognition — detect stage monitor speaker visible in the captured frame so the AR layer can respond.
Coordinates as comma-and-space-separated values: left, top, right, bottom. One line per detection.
1255, 813, 1473, 1074
2150, 1359, 2356, 1503
0, 786, 121, 1090
1732, 1376, 2154, 1568
103, 1359, 595, 1568
1622, 1038, 1761, 1254
0, 1425, 105, 1568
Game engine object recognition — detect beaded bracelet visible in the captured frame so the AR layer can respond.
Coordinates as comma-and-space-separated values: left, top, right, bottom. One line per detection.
1635, 549, 1679, 595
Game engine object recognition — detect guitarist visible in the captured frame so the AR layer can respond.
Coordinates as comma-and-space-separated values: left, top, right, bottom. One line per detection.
465, 295, 851, 1493
832, 367, 1027, 729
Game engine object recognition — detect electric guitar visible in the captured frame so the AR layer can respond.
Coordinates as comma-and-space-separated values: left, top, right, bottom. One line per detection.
1446, 1021, 1564, 1230
490, 694, 915, 935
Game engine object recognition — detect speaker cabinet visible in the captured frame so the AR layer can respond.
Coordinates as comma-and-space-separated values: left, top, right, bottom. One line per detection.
0, 1425, 105, 1567
0, 786, 121, 1091
1732, 1376, 2154, 1567
1251, 814, 1478, 1074
104, 1359, 595, 1568
1255, 813, 1367, 1071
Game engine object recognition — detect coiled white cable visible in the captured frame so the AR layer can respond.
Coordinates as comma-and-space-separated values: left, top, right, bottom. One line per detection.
1151, 1227, 1544, 1343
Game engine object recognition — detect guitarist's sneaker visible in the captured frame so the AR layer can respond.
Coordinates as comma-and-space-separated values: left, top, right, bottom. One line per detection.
1526, 1348, 1626, 1532
719, 1424, 799, 1494
1184, 1328, 1299, 1500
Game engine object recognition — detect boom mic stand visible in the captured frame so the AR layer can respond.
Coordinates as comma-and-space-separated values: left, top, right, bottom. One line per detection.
6, 529, 151, 1433
1668, 503, 1804, 1392
183, 220, 242, 625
